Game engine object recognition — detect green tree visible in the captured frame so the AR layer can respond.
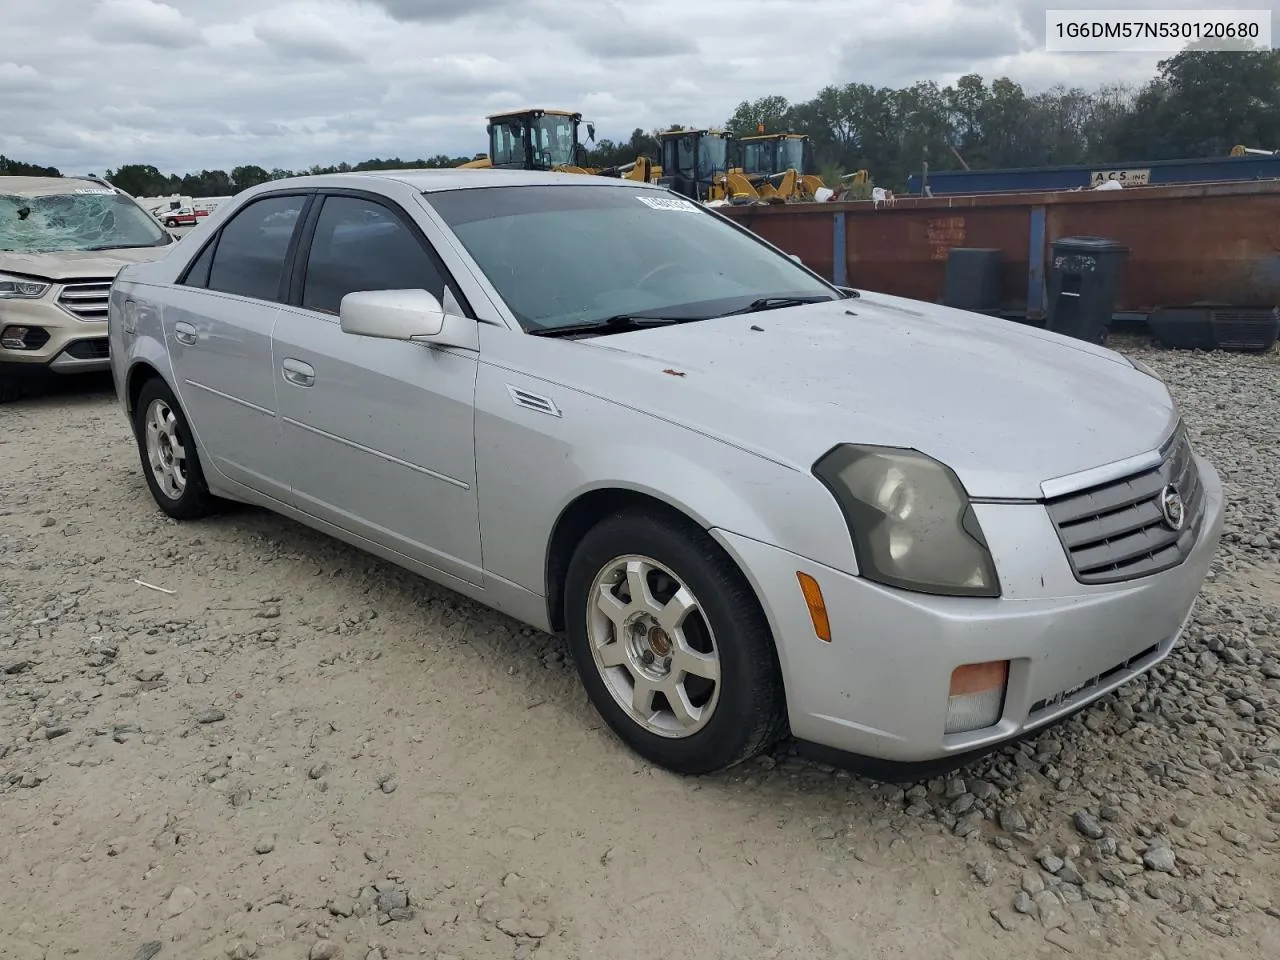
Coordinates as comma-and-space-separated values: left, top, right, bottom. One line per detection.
1113, 43, 1280, 158
105, 164, 170, 195
0, 156, 61, 176
230, 165, 271, 192
725, 95, 793, 137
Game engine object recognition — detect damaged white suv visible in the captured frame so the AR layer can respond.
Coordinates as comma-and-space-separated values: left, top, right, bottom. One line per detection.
0, 175, 175, 402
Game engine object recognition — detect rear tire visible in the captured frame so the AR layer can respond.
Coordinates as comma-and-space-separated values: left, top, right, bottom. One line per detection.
133, 377, 218, 521
564, 508, 788, 775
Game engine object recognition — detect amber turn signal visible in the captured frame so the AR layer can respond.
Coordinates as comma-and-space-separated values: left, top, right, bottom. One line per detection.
795, 572, 832, 643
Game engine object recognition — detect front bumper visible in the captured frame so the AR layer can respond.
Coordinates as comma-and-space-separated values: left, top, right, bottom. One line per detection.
0, 296, 111, 375
712, 454, 1225, 764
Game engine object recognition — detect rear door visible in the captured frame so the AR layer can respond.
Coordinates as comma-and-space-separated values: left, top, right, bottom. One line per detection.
270, 190, 484, 586
161, 191, 312, 501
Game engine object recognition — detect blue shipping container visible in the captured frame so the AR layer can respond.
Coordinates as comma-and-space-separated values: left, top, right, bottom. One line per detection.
906, 153, 1280, 196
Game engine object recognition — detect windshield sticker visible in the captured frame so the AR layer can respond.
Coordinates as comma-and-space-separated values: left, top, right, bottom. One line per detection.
73, 188, 117, 195
636, 195, 699, 213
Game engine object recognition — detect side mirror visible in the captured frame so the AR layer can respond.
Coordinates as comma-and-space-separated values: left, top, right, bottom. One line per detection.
339, 289, 445, 341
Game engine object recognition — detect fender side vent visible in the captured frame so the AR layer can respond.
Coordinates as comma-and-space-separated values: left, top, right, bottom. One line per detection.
506, 385, 561, 418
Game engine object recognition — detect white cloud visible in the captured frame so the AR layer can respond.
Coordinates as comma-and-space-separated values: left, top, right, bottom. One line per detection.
91, 0, 201, 47
3, 0, 1276, 175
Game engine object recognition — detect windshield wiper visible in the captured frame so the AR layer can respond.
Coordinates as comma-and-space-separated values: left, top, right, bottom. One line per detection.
83, 243, 156, 251
718, 295, 835, 317
527, 314, 706, 338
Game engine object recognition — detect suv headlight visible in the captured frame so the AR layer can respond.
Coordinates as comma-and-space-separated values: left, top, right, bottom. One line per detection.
0, 272, 51, 300
813, 444, 1001, 598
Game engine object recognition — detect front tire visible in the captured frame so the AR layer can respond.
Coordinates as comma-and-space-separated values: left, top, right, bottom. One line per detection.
564, 509, 788, 775
133, 377, 218, 521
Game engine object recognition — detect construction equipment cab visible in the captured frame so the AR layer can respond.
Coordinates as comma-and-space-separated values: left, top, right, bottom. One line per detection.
739, 133, 814, 180
738, 133, 826, 201
468, 109, 593, 172
656, 129, 738, 202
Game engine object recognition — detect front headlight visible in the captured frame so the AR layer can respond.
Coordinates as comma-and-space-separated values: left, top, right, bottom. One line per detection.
0, 272, 51, 300
813, 444, 1001, 598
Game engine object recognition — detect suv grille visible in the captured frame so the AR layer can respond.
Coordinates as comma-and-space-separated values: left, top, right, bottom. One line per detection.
1045, 424, 1204, 585
57, 280, 115, 322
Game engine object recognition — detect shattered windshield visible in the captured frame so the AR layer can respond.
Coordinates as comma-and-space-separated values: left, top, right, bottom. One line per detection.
0, 189, 168, 253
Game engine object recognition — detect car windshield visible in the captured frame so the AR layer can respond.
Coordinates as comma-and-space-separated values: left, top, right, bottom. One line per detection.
425, 184, 839, 332
0, 187, 168, 253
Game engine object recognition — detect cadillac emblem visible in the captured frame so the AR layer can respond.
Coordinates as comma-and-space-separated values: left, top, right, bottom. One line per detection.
1159, 484, 1186, 532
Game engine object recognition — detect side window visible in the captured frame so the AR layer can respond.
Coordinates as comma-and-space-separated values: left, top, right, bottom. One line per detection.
302, 196, 447, 316
181, 239, 216, 288
206, 195, 307, 302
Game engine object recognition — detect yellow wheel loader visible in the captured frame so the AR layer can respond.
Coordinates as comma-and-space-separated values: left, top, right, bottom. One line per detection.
459, 108, 595, 173
655, 128, 758, 203
459, 108, 658, 181
737, 132, 826, 202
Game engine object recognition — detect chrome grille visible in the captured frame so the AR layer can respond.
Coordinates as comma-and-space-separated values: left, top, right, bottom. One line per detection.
57, 279, 115, 322
1045, 424, 1204, 584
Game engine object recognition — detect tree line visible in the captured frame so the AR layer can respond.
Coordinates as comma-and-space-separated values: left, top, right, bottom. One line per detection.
4, 45, 1277, 197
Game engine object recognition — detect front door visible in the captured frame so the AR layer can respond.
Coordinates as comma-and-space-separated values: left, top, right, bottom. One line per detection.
161, 192, 311, 501
271, 192, 483, 586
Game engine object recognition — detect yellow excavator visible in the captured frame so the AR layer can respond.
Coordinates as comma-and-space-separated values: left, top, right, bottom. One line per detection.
459, 108, 656, 182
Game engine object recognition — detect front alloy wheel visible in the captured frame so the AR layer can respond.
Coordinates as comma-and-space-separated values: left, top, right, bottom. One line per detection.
565, 509, 788, 775
587, 554, 722, 738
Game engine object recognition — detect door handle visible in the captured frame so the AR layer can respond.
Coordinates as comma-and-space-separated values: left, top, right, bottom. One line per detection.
281, 358, 315, 387
173, 321, 197, 345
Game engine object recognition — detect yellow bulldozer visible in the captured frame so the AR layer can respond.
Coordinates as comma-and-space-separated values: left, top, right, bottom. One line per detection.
459, 108, 656, 182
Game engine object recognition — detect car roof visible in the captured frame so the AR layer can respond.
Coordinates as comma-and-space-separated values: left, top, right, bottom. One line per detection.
249, 168, 667, 195
0, 175, 119, 197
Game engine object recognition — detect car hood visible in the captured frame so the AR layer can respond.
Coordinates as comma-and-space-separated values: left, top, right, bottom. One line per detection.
570, 292, 1177, 500
0, 246, 172, 282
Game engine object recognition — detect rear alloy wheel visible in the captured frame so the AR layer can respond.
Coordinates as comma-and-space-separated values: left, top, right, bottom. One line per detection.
565, 510, 787, 775
133, 377, 218, 521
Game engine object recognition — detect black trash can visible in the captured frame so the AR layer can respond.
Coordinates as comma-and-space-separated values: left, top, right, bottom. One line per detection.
1045, 236, 1129, 344
942, 248, 1002, 314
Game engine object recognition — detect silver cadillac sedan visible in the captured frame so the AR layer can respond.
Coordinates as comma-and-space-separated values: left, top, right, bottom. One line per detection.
107, 169, 1224, 776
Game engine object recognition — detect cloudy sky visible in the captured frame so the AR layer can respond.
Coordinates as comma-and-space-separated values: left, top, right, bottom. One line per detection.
3, 0, 1276, 175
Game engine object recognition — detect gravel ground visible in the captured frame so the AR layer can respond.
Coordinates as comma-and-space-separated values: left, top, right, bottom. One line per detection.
1, 340, 1277, 960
